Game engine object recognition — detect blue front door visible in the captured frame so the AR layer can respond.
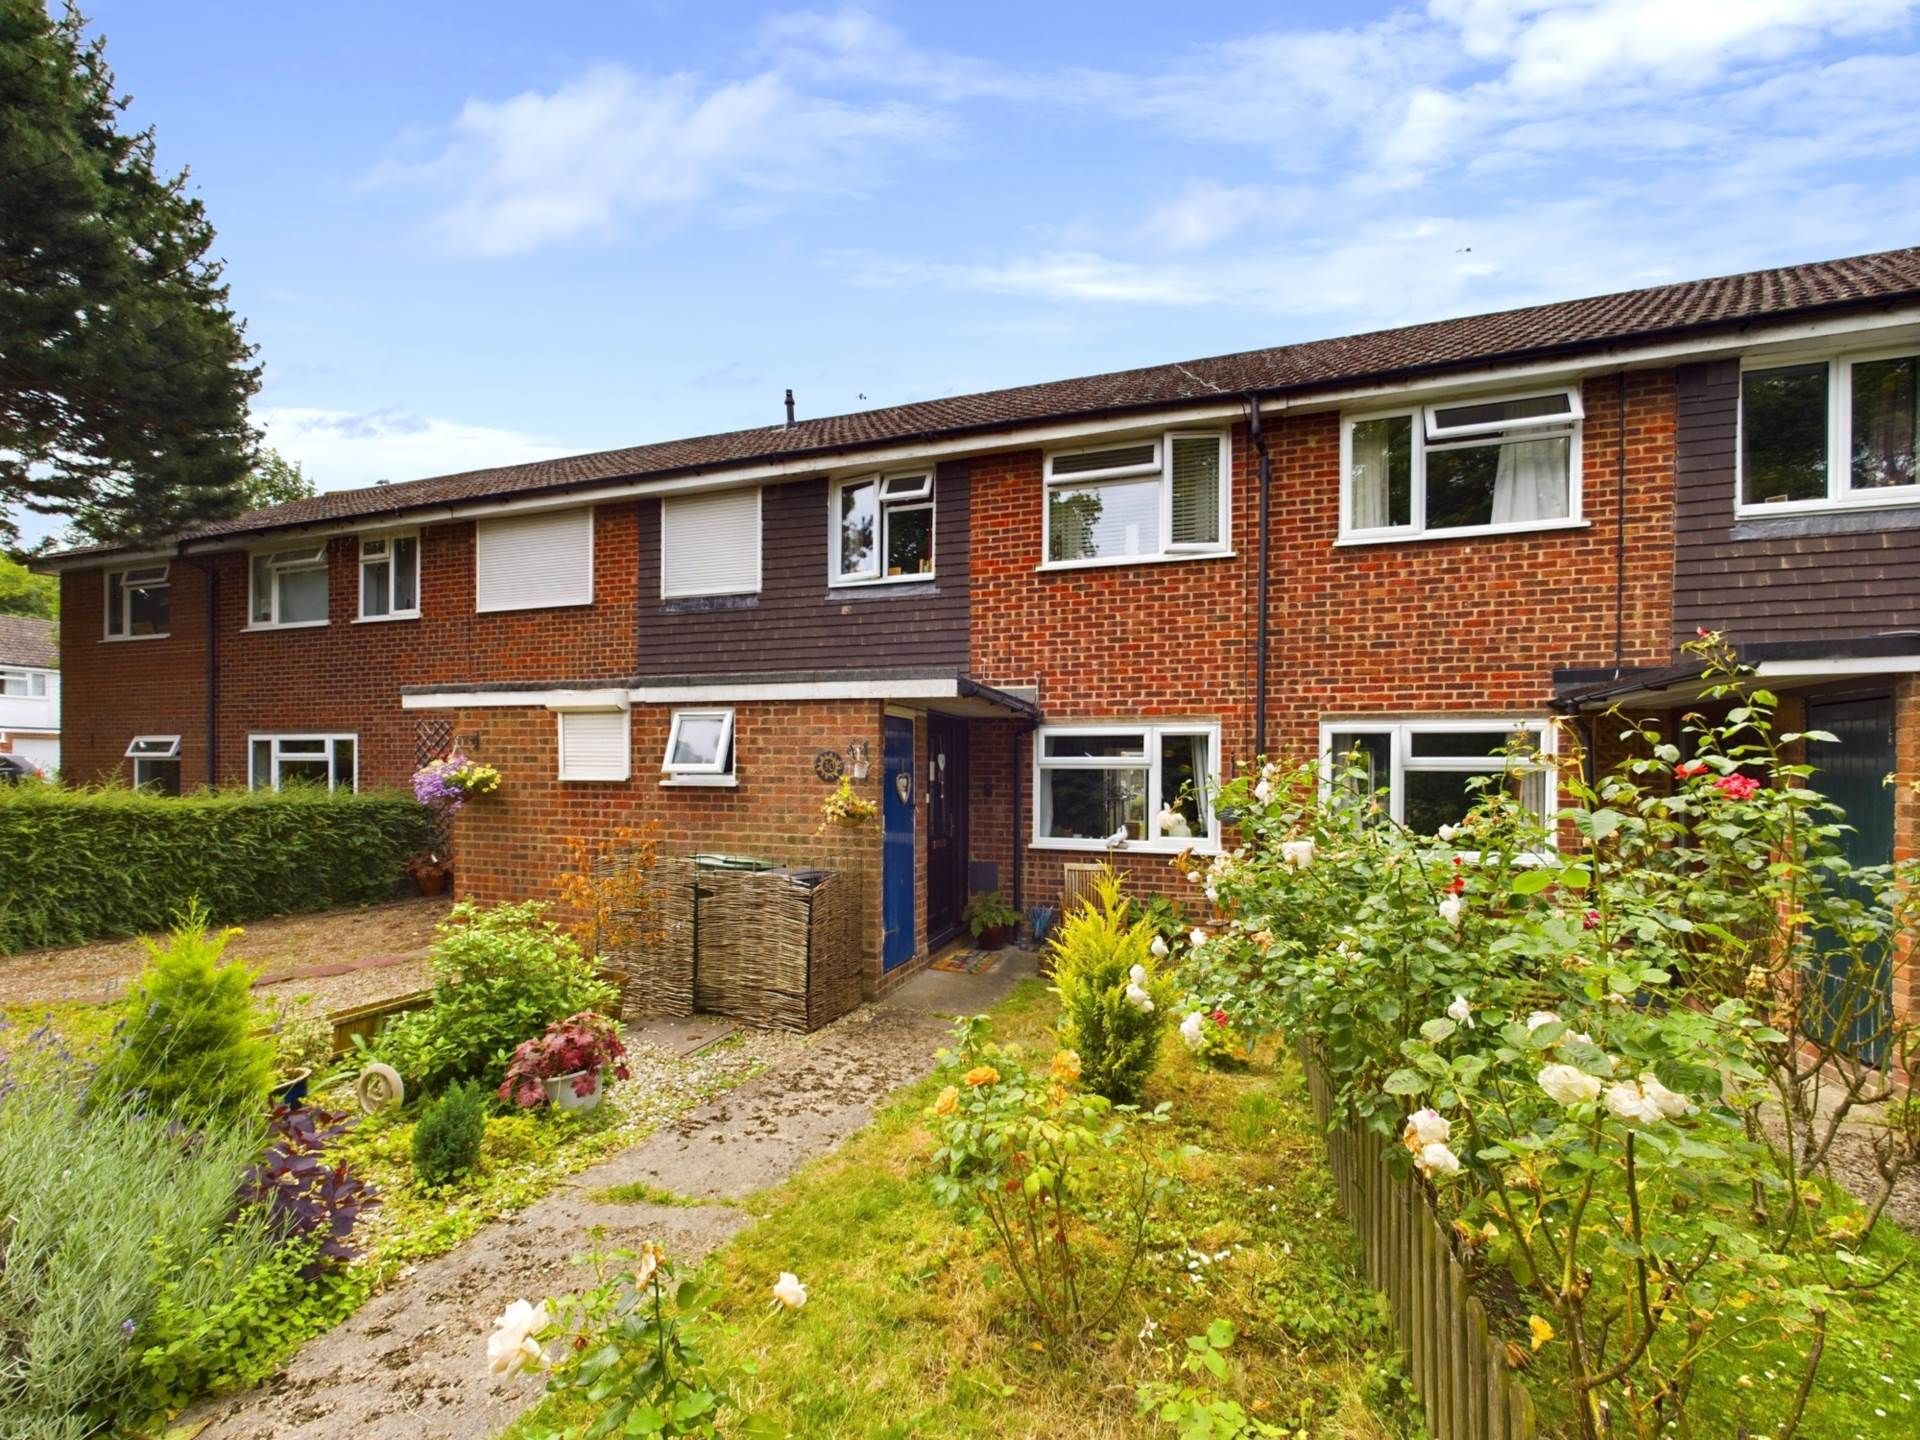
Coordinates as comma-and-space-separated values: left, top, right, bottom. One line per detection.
882, 715, 916, 972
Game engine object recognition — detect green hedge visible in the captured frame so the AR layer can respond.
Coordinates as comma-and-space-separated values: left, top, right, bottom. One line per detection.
0, 785, 431, 953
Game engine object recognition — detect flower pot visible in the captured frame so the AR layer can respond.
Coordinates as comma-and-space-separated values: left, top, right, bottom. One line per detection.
272, 1066, 312, 1109
541, 1067, 603, 1113
975, 924, 1012, 950
412, 867, 450, 896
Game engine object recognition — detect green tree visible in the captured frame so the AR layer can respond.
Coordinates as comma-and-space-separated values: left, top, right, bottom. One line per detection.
238, 447, 315, 512
0, 553, 57, 618
0, 1, 261, 548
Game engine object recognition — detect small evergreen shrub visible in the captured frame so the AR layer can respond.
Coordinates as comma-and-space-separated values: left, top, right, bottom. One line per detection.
89, 905, 276, 1122
369, 901, 617, 1092
1048, 869, 1175, 1105
411, 1082, 488, 1187
0, 783, 429, 953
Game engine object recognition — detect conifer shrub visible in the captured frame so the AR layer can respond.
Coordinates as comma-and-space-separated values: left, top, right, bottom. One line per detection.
1048, 869, 1175, 1105
411, 1082, 488, 1187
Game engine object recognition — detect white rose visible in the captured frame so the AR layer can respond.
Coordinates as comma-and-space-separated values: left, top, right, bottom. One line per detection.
1436, 824, 1457, 841
485, 1299, 548, 1376
1538, 1063, 1603, 1108
771, 1271, 807, 1310
1446, 994, 1474, 1028
1124, 982, 1155, 1013
1640, 1072, 1691, 1118
1526, 1011, 1561, 1032
1405, 1108, 1451, 1146
1158, 805, 1192, 839
1186, 870, 1201, 883
1129, 964, 1147, 985
1280, 839, 1315, 869
1437, 895, 1463, 928
1604, 1082, 1666, 1127
1418, 1142, 1462, 1176
1190, 928, 1209, 948
1253, 778, 1274, 804
1149, 935, 1170, 958
1179, 1012, 1207, 1052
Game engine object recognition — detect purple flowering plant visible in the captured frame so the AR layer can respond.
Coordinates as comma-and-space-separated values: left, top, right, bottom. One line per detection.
411, 753, 502, 814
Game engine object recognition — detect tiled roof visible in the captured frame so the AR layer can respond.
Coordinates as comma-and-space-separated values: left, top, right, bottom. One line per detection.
0, 615, 58, 669
56, 244, 1920, 559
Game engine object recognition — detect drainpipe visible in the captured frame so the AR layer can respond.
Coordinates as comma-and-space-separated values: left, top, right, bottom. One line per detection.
1246, 394, 1274, 759
185, 555, 220, 784
1614, 372, 1628, 677
1011, 722, 1026, 915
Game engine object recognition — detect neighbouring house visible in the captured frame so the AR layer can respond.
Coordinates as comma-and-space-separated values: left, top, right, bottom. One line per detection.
0, 615, 60, 776
38, 245, 1920, 1025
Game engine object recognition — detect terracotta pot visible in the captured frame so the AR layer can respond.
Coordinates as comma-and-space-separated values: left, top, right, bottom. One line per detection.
541, 1068, 603, 1113
412, 868, 450, 896
976, 924, 1012, 950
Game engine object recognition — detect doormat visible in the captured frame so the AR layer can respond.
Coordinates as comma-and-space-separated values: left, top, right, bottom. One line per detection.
931, 947, 1002, 975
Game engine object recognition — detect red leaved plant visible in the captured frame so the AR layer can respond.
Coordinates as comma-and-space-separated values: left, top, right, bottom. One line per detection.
497, 1011, 631, 1109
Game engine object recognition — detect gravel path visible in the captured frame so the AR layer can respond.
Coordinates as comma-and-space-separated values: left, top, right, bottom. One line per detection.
184, 956, 1037, 1440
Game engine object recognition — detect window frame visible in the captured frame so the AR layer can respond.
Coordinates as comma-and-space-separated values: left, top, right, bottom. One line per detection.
356, 530, 421, 622
102, 563, 171, 641
1338, 387, 1586, 545
1030, 720, 1221, 854
1039, 431, 1231, 571
828, 471, 937, 586
247, 542, 331, 629
1317, 717, 1557, 852
1, 668, 48, 697
247, 732, 358, 792
555, 707, 632, 783
1734, 345, 1920, 517
125, 735, 182, 793
661, 707, 737, 786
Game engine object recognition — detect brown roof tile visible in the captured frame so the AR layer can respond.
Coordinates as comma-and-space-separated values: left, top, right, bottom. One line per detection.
0, 615, 58, 670
54, 243, 1920, 558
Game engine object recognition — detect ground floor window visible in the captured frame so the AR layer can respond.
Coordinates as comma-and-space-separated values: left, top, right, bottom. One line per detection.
662, 708, 736, 784
249, 733, 357, 792
1033, 722, 1218, 852
1320, 718, 1553, 839
126, 735, 181, 794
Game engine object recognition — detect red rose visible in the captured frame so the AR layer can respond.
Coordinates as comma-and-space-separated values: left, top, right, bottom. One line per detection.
1582, 909, 1600, 930
1210, 1009, 1228, 1025
1447, 876, 1466, 895
1715, 773, 1761, 801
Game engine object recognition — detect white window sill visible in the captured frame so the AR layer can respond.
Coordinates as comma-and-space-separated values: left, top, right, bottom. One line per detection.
477, 597, 594, 614
829, 571, 936, 589
661, 775, 739, 788
1035, 550, 1234, 574
101, 633, 170, 643
1029, 836, 1221, 856
1734, 489, 1920, 520
1335, 518, 1589, 548
243, 620, 329, 632
560, 772, 632, 783
353, 612, 421, 624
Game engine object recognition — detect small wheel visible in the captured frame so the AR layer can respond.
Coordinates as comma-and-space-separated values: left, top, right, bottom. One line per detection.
356, 1062, 405, 1113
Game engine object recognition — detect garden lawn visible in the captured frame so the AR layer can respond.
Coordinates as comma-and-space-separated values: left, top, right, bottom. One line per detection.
508, 981, 1420, 1440
1, 997, 120, 1055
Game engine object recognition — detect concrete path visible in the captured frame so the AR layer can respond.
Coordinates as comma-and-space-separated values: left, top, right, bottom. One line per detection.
187, 954, 1037, 1440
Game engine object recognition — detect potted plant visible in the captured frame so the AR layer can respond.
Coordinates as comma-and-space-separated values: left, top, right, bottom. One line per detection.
497, 1011, 631, 1113
963, 890, 1021, 949
265, 994, 334, 1107
406, 850, 453, 896
819, 775, 877, 828
411, 752, 503, 816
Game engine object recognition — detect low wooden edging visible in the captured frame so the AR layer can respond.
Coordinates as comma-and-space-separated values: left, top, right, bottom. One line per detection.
327, 989, 430, 1055
1303, 1061, 1539, 1440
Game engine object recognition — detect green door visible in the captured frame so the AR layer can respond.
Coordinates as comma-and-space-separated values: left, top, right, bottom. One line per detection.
1805, 696, 1895, 1065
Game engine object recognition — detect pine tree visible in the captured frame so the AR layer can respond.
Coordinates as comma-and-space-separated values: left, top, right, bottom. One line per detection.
0, 1, 262, 547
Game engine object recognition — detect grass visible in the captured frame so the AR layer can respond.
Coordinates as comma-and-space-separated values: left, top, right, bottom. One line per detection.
1, 998, 122, 1055
506, 980, 1419, 1439
591, 1179, 722, 1208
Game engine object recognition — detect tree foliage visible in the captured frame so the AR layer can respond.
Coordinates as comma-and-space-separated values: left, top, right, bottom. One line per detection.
0, 552, 58, 617
238, 447, 315, 512
0, 1, 260, 547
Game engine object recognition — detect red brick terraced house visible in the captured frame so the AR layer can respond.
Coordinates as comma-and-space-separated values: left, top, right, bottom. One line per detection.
42, 246, 1920, 1022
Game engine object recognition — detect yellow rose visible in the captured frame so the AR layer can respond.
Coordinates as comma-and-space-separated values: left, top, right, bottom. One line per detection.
963, 1065, 1000, 1088
1529, 1315, 1554, 1351
1049, 1050, 1082, 1084
932, 1085, 959, 1116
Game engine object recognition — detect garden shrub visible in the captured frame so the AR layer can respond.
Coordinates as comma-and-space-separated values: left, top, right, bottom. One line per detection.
0, 783, 429, 953
241, 1105, 376, 1268
89, 905, 276, 1123
0, 1030, 276, 1439
412, 1081, 488, 1186
368, 901, 617, 1093
1048, 868, 1175, 1104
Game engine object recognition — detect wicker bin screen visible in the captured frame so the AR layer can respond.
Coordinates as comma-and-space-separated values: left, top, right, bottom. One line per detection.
611, 856, 861, 1032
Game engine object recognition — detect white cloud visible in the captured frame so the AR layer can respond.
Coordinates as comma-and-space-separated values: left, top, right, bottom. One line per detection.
846, 250, 1217, 306
373, 60, 947, 256
257, 407, 577, 491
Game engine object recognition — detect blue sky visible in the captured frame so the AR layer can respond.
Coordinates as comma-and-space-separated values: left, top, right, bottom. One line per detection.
16, 0, 1920, 542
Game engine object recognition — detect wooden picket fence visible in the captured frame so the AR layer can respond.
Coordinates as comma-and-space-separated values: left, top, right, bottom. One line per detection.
1304, 1061, 1540, 1440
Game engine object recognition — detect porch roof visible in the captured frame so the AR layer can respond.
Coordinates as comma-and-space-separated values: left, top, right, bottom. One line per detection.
1552, 635, 1920, 712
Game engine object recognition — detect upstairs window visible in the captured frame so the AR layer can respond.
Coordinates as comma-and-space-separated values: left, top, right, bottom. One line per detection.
1032, 722, 1217, 852
1342, 389, 1582, 541
250, 543, 329, 627
249, 733, 356, 791
104, 564, 170, 639
1, 669, 48, 697
1739, 350, 1920, 512
359, 533, 420, 620
1043, 432, 1228, 567
475, 508, 594, 612
1321, 719, 1554, 839
661, 489, 761, 598
126, 735, 181, 795
662, 707, 736, 784
832, 472, 934, 583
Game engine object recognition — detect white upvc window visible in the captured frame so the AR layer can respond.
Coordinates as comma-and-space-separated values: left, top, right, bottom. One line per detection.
1736, 347, 1920, 514
358, 532, 420, 620
556, 708, 631, 782
662, 707, 736, 786
661, 489, 761, 599
831, 471, 935, 584
1041, 431, 1229, 568
1340, 388, 1584, 543
1318, 718, 1556, 842
1, 668, 48, 697
249, 733, 357, 791
126, 735, 182, 794
103, 563, 170, 639
475, 508, 595, 613
1032, 721, 1219, 853
249, 543, 330, 627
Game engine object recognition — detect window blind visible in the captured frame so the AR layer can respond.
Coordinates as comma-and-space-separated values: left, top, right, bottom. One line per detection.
557, 710, 630, 781
475, 508, 594, 612
1169, 435, 1222, 546
661, 488, 761, 597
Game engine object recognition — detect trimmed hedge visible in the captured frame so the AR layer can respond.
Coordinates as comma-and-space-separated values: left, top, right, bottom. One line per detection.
0, 785, 431, 953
